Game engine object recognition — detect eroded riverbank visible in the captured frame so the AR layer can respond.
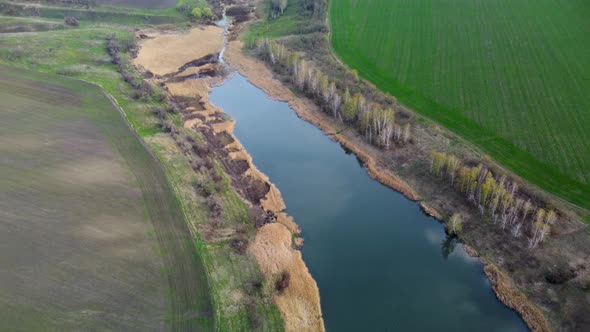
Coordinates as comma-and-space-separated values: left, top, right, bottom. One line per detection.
133, 25, 324, 331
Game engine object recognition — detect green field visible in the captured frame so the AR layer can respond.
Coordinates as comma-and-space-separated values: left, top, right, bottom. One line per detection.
0, 65, 213, 331
330, 0, 590, 210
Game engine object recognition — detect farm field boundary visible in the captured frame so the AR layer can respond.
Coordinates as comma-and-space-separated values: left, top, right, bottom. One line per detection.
329, 0, 590, 210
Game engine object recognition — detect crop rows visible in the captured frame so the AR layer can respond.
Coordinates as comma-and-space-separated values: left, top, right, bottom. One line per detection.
331, 0, 590, 209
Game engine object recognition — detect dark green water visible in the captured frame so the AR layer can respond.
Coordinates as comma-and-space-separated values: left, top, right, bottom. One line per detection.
210, 74, 528, 331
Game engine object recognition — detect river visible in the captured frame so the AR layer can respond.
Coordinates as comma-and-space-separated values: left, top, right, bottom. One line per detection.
210, 17, 527, 332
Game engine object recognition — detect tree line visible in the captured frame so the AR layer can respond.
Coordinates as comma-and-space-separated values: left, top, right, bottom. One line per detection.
255, 38, 411, 149
431, 151, 557, 248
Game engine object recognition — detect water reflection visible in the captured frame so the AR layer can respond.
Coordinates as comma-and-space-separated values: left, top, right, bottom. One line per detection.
209, 72, 528, 332
441, 234, 458, 260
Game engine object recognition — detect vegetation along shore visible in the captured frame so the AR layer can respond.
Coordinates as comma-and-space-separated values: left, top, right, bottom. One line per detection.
237, 0, 590, 330
0, 0, 588, 331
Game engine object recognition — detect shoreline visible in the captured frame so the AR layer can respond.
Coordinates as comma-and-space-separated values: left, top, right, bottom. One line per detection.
224, 39, 551, 332
224, 41, 420, 201
133, 26, 325, 332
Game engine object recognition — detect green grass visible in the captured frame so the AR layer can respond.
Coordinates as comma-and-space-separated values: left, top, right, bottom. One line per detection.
0, 14, 65, 32
149, 133, 284, 330
0, 63, 213, 331
330, 0, 590, 210
0, 25, 166, 135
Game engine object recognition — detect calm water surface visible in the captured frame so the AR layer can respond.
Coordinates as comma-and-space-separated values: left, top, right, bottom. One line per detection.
210, 74, 527, 331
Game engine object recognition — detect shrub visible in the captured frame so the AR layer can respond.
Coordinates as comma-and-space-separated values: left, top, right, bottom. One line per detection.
229, 236, 249, 255
211, 171, 222, 183
194, 180, 213, 197
64, 16, 79, 27
247, 300, 263, 329
192, 143, 211, 158
207, 196, 222, 218
191, 7, 202, 19
161, 120, 175, 133
275, 271, 290, 293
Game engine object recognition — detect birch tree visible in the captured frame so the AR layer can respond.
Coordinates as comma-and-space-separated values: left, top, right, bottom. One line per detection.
330, 92, 341, 119
343, 92, 360, 122
320, 76, 330, 104
445, 155, 460, 186
529, 209, 546, 248
402, 123, 411, 143
449, 213, 464, 235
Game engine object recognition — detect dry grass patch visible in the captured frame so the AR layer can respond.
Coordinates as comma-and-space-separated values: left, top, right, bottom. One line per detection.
134, 26, 224, 76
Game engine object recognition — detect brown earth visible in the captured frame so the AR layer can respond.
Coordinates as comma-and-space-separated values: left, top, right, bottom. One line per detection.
0, 65, 212, 331
135, 26, 324, 331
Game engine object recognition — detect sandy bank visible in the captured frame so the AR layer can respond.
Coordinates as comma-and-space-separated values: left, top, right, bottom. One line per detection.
135, 26, 323, 332
250, 223, 323, 332
134, 26, 224, 76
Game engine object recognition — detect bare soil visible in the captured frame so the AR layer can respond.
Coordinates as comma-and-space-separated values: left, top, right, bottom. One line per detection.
0, 66, 212, 331
134, 26, 224, 76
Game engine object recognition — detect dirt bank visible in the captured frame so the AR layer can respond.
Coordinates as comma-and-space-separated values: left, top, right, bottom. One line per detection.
484, 264, 551, 332
250, 223, 323, 332
134, 26, 324, 332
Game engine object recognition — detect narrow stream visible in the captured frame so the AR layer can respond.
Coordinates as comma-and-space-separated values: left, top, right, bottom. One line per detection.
211, 15, 527, 332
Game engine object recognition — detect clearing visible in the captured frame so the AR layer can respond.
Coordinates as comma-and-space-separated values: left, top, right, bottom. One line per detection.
0, 64, 212, 331
330, 0, 590, 210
